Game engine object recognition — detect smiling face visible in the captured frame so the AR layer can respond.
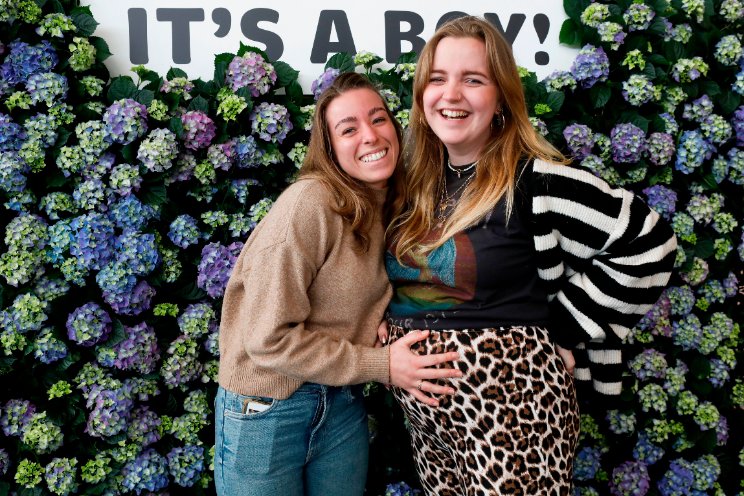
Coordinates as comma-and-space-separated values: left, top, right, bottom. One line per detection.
422, 36, 501, 165
326, 88, 399, 189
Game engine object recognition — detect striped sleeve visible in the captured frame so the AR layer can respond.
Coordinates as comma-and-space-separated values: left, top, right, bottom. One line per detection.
529, 159, 677, 350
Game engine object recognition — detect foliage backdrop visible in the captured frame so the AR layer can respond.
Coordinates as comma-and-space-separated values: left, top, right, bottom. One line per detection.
0, 0, 742, 494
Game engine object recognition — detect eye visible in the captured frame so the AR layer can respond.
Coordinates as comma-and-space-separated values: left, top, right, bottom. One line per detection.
372, 116, 388, 125
341, 127, 356, 136
465, 77, 484, 85
429, 76, 445, 84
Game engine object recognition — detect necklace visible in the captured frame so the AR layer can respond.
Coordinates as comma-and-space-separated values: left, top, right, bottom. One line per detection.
447, 159, 477, 178
437, 169, 476, 223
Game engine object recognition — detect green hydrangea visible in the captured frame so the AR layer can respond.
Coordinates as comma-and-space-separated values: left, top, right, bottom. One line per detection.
15, 459, 44, 488
48, 380, 73, 399
148, 99, 169, 120
81, 454, 112, 484
22, 412, 64, 454
6, 91, 33, 111
288, 142, 307, 169
154, 303, 179, 317
36, 13, 76, 37
68, 37, 97, 72
216, 87, 248, 122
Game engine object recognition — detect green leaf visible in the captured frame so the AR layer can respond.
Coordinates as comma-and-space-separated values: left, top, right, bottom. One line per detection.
546, 91, 565, 112
620, 112, 650, 132
120, 143, 136, 162
173, 281, 208, 301
694, 238, 714, 258
188, 95, 210, 113
45, 170, 69, 188
286, 80, 304, 102
274, 61, 300, 88
70, 10, 98, 37
718, 91, 741, 115
590, 85, 612, 108
107, 76, 137, 102
142, 181, 168, 207
564, 0, 590, 21
213, 52, 234, 87
169, 116, 184, 139
166, 67, 188, 80
559, 19, 583, 47
89, 36, 112, 63
237, 42, 269, 61
699, 80, 721, 98
133, 89, 155, 106
325, 52, 355, 72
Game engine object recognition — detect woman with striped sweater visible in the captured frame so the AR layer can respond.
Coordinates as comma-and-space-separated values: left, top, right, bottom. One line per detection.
380, 16, 677, 495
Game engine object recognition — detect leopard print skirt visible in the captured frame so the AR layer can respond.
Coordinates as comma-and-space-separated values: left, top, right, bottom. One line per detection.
388, 324, 580, 496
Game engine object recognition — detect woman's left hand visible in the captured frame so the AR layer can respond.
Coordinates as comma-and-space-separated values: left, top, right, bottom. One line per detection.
556, 345, 575, 376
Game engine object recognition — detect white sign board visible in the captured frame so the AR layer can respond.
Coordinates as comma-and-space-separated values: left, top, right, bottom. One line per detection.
81, 1, 577, 92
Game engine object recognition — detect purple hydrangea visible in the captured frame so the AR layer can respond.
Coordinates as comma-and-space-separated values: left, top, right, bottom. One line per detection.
570, 45, 610, 88
44, 457, 78, 495
658, 459, 694, 496
181, 111, 216, 150
682, 94, 714, 121
609, 461, 651, 496
66, 302, 112, 347
629, 349, 668, 380
311, 68, 340, 100
250, 102, 293, 143
178, 303, 217, 338
99, 270, 156, 316
197, 242, 243, 298
34, 328, 68, 364
0, 448, 7, 476
645, 132, 675, 166
103, 98, 148, 145
68, 212, 116, 271
0, 40, 58, 84
0, 113, 27, 152
675, 130, 713, 174
635, 294, 671, 337
121, 448, 169, 494
127, 406, 162, 446
1, 399, 36, 437
642, 185, 677, 219
160, 335, 204, 388
85, 384, 134, 438
207, 140, 236, 171
168, 214, 202, 248
563, 124, 594, 159
234, 135, 259, 168
226, 52, 277, 96
166, 445, 204, 487
734, 105, 744, 146
610, 123, 646, 163
100, 322, 160, 374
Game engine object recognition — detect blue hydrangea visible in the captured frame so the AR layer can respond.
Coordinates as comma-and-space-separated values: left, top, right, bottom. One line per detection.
166, 445, 204, 487
1, 293, 48, 334
68, 212, 115, 270
574, 446, 603, 480
633, 433, 664, 465
108, 195, 157, 231
0, 113, 27, 152
121, 449, 169, 494
230, 178, 260, 204
103, 98, 148, 145
629, 349, 668, 381
66, 302, 111, 347
114, 230, 160, 277
658, 459, 695, 496
642, 185, 677, 220
96, 262, 155, 316
197, 242, 243, 298
672, 314, 702, 350
0, 151, 30, 193
34, 328, 68, 364
666, 286, 696, 315
734, 105, 744, 146
570, 45, 610, 88
168, 214, 201, 248
44, 457, 78, 496
675, 130, 713, 174
0, 40, 58, 84
26, 72, 67, 106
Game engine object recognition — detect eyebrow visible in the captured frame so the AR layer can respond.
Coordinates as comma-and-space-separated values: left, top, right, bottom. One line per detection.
430, 69, 490, 79
333, 106, 387, 130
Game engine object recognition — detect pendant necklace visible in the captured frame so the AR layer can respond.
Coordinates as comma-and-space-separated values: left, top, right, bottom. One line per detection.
447, 159, 477, 178
437, 162, 477, 223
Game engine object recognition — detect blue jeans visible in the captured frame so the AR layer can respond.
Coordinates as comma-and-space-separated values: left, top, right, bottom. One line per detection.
214, 383, 369, 495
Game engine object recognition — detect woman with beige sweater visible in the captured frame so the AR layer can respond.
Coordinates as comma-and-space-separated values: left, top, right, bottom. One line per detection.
214, 73, 462, 496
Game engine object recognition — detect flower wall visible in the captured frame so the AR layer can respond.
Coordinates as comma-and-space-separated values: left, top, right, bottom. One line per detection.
0, 0, 742, 495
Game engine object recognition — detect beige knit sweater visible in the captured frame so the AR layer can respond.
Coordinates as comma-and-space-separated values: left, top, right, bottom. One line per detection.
218, 178, 392, 399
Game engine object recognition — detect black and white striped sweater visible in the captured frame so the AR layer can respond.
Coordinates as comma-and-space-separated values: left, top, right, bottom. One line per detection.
520, 158, 677, 396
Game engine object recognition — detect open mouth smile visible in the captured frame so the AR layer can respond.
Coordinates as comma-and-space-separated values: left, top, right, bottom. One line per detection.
440, 109, 470, 119
360, 149, 388, 162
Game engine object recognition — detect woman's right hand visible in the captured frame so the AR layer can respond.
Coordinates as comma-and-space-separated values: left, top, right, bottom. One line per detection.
388, 330, 462, 406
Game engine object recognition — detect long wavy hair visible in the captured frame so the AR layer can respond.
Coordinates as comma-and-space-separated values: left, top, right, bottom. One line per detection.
300, 72, 404, 253
388, 16, 567, 261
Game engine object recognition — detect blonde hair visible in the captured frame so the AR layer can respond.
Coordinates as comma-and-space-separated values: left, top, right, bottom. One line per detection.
300, 72, 404, 252
388, 16, 567, 261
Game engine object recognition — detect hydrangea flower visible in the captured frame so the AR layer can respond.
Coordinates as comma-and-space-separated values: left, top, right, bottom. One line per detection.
127, 406, 162, 446
610, 123, 645, 163
574, 446, 603, 480
109, 162, 142, 195
226, 52, 277, 96
15, 459, 43, 488
581, 3, 610, 27
643, 185, 677, 220
168, 214, 201, 248
166, 445, 204, 487
671, 57, 709, 82
108, 195, 157, 231
160, 335, 203, 388
197, 241, 243, 298
714, 34, 743, 65
22, 412, 64, 454
84, 383, 133, 438
633, 433, 665, 465
311, 68, 340, 100
720, 0, 744, 21
99, 322, 160, 373
34, 328, 68, 364
36, 13, 76, 37
103, 98, 148, 145
250, 102, 293, 143
44, 457, 78, 496
160, 76, 194, 98
216, 87, 248, 122
623, 3, 655, 31
622, 74, 655, 106
66, 302, 111, 347
563, 124, 594, 159
658, 459, 694, 496
1, 399, 36, 436
68, 212, 115, 270
67, 37, 96, 72
609, 460, 650, 496
121, 448, 169, 494
570, 45, 610, 88
0, 113, 27, 152
675, 130, 713, 174
597, 22, 626, 49
0, 40, 58, 84
137, 128, 178, 172
181, 111, 216, 150
178, 303, 217, 338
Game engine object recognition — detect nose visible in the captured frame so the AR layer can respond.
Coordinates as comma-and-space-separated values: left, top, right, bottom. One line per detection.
360, 122, 378, 144
442, 80, 461, 101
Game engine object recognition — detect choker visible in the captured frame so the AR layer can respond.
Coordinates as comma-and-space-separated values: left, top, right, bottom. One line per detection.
447, 159, 477, 178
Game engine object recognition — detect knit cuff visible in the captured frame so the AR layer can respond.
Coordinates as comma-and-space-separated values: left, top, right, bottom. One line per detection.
358, 345, 391, 385
548, 299, 589, 349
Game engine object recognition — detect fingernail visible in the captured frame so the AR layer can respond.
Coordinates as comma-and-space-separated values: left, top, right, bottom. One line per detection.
382, 337, 387, 344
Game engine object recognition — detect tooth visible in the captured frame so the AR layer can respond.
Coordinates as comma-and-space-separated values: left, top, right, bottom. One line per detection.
361, 150, 386, 162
